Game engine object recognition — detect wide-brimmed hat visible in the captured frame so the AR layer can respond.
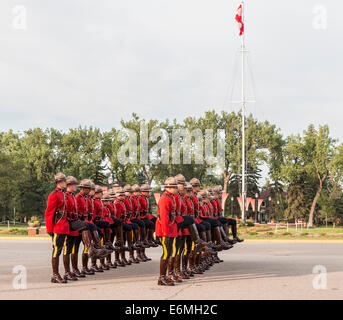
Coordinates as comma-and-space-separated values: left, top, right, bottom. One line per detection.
115, 187, 125, 196
90, 182, 96, 190
190, 178, 200, 187
185, 182, 193, 190
66, 176, 78, 185
55, 172, 66, 183
140, 184, 152, 192
123, 184, 133, 193
213, 186, 223, 193
78, 179, 92, 188
175, 174, 186, 185
94, 185, 103, 193
163, 177, 178, 188
132, 184, 141, 192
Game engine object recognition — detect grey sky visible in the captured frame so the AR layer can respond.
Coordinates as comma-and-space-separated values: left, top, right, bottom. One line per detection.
0, 0, 342, 141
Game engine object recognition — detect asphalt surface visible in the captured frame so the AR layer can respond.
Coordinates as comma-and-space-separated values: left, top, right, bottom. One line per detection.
0, 239, 343, 300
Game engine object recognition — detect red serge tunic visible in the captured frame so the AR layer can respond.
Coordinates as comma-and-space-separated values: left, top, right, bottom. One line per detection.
191, 193, 202, 224
65, 191, 79, 237
173, 193, 184, 236
155, 191, 177, 237
93, 198, 104, 221
130, 195, 140, 219
86, 197, 94, 223
216, 199, 223, 217
104, 204, 114, 224
45, 187, 69, 235
115, 199, 132, 224
138, 194, 155, 220
210, 200, 219, 220
200, 203, 210, 219
75, 192, 89, 222
123, 197, 134, 223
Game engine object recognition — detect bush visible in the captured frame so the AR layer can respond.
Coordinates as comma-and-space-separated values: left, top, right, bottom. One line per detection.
301, 232, 309, 236
246, 221, 255, 227
282, 232, 292, 236
266, 231, 274, 236
319, 233, 327, 236
249, 232, 258, 235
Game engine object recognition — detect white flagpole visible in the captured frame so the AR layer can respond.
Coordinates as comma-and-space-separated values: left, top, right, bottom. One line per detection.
241, 1, 246, 221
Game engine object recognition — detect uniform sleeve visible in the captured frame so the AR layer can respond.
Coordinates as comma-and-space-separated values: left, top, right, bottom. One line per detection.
45, 193, 57, 233
158, 197, 170, 237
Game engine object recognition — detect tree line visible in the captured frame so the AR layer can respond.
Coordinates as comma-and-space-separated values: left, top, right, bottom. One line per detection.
1, 111, 342, 227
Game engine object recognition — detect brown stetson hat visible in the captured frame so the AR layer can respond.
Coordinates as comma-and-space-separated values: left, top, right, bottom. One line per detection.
132, 184, 141, 192
123, 184, 133, 193
101, 192, 112, 201
94, 185, 103, 193
185, 182, 193, 190
115, 187, 125, 196
78, 179, 92, 188
175, 174, 186, 185
55, 172, 66, 183
140, 184, 152, 192
66, 176, 78, 185
163, 177, 178, 188
190, 178, 200, 186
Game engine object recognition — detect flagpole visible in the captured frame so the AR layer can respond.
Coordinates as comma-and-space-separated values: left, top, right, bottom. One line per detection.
241, 1, 246, 221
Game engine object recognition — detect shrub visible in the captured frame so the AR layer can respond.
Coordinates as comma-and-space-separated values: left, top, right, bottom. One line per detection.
249, 232, 258, 235
246, 221, 255, 227
266, 231, 274, 236
282, 232, 292, 236
301, 232, 309, 236
319, 233, 327, 236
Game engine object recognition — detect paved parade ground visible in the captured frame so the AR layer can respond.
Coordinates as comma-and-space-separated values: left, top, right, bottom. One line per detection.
1, 239, 343, 300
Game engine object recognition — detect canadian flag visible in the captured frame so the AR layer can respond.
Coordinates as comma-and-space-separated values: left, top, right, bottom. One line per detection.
235, 4, 244, 36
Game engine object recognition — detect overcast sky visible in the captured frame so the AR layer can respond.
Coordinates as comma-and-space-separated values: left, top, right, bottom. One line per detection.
0, 0, 342, 141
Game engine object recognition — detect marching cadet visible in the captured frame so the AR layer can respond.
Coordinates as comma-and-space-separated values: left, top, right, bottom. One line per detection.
156, 177, 179, 286
45, 173, 70, 283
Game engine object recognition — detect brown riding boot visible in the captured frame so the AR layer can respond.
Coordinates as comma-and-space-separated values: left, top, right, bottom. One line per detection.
232, 224, 244, 242
194, 253, 204, 273
71, 252, 85, 278
51, 256, 67, 283
63, 254, 78, 281
120, 248, 131, 265
81, 252, 94, 275
106, 254, 117, 268
148, 229, 158, 247
213, 227, 232, 250
100, 257, 110, 270
90, 257, 103, 272
187, 224, 208, 250
167, 257, 182, 283
158, 259, 174, 286
141, 227, 151, 247
104, 228, 117, 252
136, 248, 146, 262
142, 248, 151, 261
183, 254, 194, 277
175, 254, 189, 279
115, 250, 126, 267
83, 230, 109, 258
128, 249, 139, 264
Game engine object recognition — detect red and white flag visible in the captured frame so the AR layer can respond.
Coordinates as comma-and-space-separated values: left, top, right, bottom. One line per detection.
235, 4, 244, 36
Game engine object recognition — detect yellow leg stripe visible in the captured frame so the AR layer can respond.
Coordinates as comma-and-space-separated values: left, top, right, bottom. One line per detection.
72, 243, 75, 255
183, 238, 188, 256
63, 237, 67, 256
191, 241, 195, 251
162, 237, 167, 260
172, 238, 177, 257
177, 248, 180, 255
53, 234, 58, 258
84, 244, 88, 253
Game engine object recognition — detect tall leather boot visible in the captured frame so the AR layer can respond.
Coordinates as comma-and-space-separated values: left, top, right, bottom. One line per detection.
175, 254, 189, 279
142, 248, 151, 261
224, 224, 237, 244
182, 254, 194, 277
90, 257, 103, 272
83, 230, 109, 258
99, 257, 110, 270
81, 252, 94, 275
187, 224, 208, 250
158, 259, 174, 286
195, 253, 204, 273
120, 247, 131, 265
135, 228, 148, 248
106, 253, 117, 268
104, 228, 118, 252
153, 234, 162, 246
136, 248, 146, 262
206, 229, 222, 251
220, 226, 235, 247
71, 252, 85, 278
114, 250, 125, 267
51, 256, 67, 283
63, 254, 78, 281
147, 229, 158, 247
92, 231, 113, 257
141, 227, 151, 247
114, 226, 130, 251
167, 257, 182, 283
213, 227, 232, 250
232, 224, 244, 242
128, 248, 139, 264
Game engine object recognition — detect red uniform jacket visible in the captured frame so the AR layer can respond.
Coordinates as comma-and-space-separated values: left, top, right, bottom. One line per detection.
115, 199, 132, 224
123, 197, 133, 220
130, 195, 140, 219
191, 193, 202, 223
155, 191, 177, 237
138, 194, 155, 220
210, 200, 219, 219
75, 192, 89, 222
200, 203, 210, 219
93, 197, 105, 221
104, 204, 114, 224
45, 187, 69, 234
216, 199, 223, 216
86, 197, 94, 223
65, 191, 79, 236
